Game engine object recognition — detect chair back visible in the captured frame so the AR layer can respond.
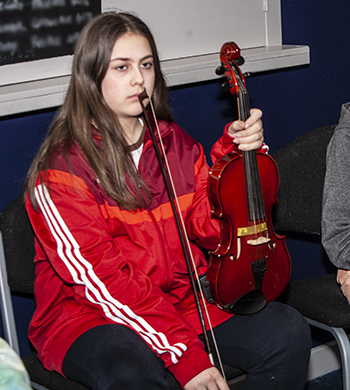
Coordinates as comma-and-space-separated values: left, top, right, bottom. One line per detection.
272, 125, 336, 235
0, 196, 35, 296
0, 197, 92, 390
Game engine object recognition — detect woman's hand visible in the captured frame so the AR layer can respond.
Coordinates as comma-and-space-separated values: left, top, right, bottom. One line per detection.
184, 367, 230, 390
337, 269, 350, 304
228, 108, 264, 151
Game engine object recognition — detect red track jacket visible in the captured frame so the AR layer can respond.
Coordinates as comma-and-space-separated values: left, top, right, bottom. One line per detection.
26, 120, 255, 387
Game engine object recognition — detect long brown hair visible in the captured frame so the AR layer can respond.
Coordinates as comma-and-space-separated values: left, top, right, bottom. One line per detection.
25, 12, 174, 211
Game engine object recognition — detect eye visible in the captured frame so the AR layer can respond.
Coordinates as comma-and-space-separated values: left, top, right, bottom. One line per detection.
116, 64, 127, 71
141, 61, 153, 69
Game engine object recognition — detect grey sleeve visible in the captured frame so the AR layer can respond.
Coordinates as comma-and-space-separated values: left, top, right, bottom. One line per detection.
322, 103, 350, 269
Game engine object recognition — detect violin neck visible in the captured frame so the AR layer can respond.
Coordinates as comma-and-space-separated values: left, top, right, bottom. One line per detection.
238, 89, 265, 221
238, 89, 250, 122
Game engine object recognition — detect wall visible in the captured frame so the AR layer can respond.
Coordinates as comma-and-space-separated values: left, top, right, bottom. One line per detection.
0, 0, 349, 357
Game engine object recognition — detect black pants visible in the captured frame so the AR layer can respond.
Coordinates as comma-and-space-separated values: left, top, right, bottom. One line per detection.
62, 302, 311, 390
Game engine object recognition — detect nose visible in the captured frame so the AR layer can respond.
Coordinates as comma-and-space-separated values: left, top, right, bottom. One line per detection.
131, 66, 144, 86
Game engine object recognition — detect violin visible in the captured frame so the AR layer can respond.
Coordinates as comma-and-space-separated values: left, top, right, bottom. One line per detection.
206, 42, 291, 315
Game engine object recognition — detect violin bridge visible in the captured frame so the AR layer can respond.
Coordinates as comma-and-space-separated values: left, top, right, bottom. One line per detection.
247, 236, 271, 246
237, 222, 270, 246
230, 222, 270, 260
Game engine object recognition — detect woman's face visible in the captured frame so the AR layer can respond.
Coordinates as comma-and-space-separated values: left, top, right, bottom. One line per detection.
101, 32, 156, 126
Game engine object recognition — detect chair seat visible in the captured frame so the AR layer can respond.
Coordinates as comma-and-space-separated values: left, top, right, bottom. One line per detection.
23, 352, 90, 390
278, 273, 350, 328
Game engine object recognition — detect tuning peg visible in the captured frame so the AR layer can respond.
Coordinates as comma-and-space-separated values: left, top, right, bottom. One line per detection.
236, 56, 245, 66
220, 82, 230, 93
215, 66, 225, 75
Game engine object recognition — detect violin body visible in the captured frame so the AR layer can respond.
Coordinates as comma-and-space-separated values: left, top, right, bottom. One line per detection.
206, 41, 291, 315
207, 151, 291, 314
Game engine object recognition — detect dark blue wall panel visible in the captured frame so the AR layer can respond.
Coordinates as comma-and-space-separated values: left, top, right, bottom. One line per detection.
0, 110, 56, 212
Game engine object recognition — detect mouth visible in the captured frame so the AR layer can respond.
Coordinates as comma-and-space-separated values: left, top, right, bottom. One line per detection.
129, 90, 146, 100
128, 93, 141, 100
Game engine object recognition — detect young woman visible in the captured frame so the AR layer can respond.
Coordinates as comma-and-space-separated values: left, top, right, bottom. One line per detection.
25, 12, 311, 390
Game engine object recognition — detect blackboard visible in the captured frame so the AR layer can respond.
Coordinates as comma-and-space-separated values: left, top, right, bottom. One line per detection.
0, 0, 101, 66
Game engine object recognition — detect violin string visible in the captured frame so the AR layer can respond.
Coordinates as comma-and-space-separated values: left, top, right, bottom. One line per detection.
242, 84, 266, 227
238, 75, 262, 266
238, 84, 258, 234
242, 89, 267, 260
145, 90, 226, 379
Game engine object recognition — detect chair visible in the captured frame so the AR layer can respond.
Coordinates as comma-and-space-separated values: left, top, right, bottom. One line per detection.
0, 196, 243, 390
272, 125, 350, 390
0, 196, 90, 390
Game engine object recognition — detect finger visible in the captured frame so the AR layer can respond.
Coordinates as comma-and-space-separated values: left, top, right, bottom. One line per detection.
338, 274, 348, 286
235, 130, 264, 151
207, 368, 230, 390
337, 269, 348, 283
237, 140, 264, 151
244, 108, 263, 128
235, 124, 264, 141
205, 375, 230, 390
340, 274, 350, 297
233, 121, 263, 138
216, 377, 230, 390
184, 368, 230, 390
229, 120, 246, 133
229, 110, 262, 134
338, 270, 350, 285
340, 284, 350, 305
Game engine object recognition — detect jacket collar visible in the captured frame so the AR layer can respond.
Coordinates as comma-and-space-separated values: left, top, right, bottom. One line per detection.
90, 116, 174, 150
142, 116, 174, 152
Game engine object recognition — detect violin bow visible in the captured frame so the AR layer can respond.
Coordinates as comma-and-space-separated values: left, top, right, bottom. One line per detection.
138, 89, 225, 377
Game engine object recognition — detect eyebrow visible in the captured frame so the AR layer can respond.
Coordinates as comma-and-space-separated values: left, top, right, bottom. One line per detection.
110, 54, 153, 63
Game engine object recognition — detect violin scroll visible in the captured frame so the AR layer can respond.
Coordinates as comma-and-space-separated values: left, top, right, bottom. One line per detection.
220, 41, 245, 66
